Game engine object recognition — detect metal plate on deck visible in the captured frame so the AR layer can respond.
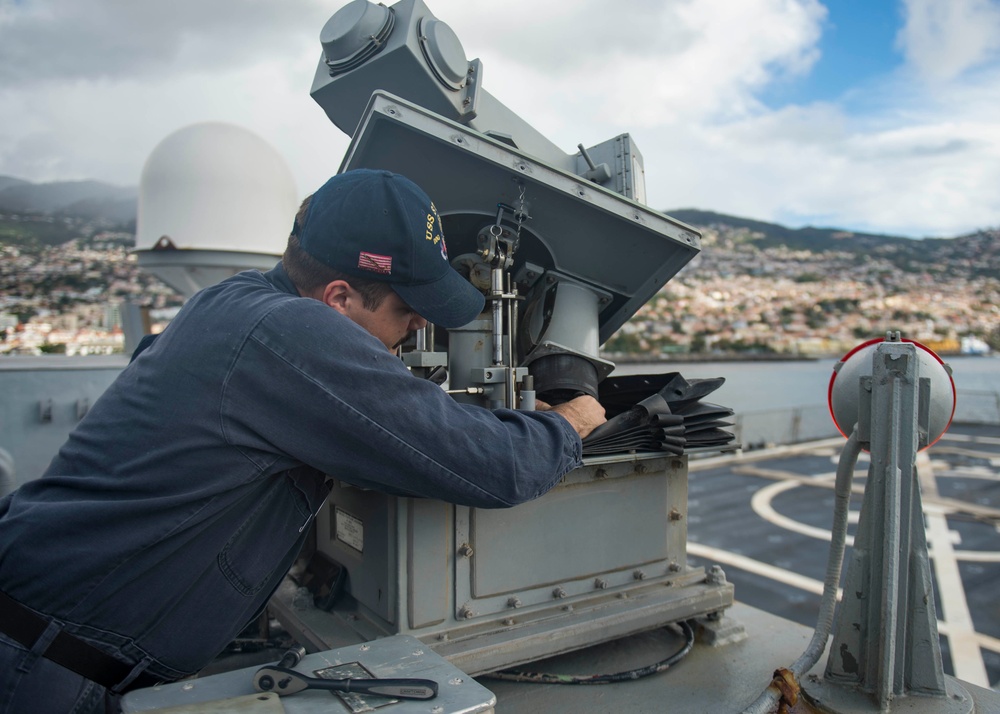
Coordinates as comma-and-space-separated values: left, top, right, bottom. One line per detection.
122, 635, 496, 714
125, 692, 285, 714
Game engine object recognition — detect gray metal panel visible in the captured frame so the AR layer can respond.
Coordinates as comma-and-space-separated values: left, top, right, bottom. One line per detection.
468, 471, 679, 598
575, 133, 645, 201
0, 356, 126, 485
406, 498, 451, 629
339, 92, 701, 343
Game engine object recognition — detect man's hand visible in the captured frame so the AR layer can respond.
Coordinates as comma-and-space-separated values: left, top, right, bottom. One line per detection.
537, 395, 606, 440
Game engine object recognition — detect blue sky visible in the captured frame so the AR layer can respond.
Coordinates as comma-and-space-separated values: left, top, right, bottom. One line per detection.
763, 1, 902, 108
1, 0, 999, 239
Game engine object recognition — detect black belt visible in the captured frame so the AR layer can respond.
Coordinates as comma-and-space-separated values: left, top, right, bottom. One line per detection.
0, 591, 160, 692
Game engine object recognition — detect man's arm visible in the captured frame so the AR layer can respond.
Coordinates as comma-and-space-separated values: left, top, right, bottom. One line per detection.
224, 303, 593, 509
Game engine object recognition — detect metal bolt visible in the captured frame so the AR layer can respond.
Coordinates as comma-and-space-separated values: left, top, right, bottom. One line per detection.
595, 468, 608, 480
594, 578, 608, 590
458, 543, 474, 557
634, 463, 647, 475
458, 605, 474, 620
507, 596, 522, 609
462, 98, 471, 106
562, 605, 573, 612
669, 562, 682, 573
633, 570, 646, 581
669, 508, 683, 521
552, 587, 567, 599
706, 564, 728, 585
502, 617, 515, 626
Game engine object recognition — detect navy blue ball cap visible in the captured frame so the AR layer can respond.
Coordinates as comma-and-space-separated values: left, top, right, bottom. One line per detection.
298, 169, 485, 328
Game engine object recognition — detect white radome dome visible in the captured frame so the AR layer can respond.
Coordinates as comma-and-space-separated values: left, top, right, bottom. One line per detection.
137, 122, 298, 254
135, 123, 299, 298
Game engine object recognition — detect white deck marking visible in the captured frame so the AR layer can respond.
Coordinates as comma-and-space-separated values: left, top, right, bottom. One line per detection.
917, 451, 991, 687
749, 478, 856, 546
687, 541, 833, 597
939, 433, 1000, 446
747, 473, 1000, 561
687, 541, 1000, 656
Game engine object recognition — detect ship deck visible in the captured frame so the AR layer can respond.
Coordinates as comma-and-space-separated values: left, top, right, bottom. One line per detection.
124, 423, 1000, 712
686, 422, 1000, 690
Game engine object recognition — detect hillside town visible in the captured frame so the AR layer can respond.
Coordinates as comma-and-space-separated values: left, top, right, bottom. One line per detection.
1, 212, 998, 359
0, 215, 182, 355
610, 222, 1000, 359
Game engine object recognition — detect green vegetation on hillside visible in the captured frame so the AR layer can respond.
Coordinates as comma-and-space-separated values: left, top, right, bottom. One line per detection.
0, 216, 82, 250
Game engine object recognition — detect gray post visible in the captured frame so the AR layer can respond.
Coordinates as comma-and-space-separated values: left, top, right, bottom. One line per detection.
804, 338, 974, 712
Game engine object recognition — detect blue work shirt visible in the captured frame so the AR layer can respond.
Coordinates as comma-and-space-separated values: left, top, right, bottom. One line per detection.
0, 263, 581, 682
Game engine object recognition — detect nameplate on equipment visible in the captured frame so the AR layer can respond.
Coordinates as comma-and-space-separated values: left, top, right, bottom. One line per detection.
335, 508, 364, 552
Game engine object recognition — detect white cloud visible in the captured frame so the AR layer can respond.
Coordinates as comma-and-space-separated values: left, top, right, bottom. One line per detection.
0, 0, 998, 237
0, 0, 330, 85
897, 0, 1000, 83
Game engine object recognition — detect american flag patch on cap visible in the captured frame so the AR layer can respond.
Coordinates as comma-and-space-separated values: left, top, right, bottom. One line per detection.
358, 251, 392, 275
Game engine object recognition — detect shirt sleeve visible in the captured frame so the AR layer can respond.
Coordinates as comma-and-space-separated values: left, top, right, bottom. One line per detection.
219, 300, 582, 508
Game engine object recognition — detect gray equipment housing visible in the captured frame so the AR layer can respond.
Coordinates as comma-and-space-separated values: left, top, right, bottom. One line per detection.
283, 0, 732, 672
295, 454, 731, 676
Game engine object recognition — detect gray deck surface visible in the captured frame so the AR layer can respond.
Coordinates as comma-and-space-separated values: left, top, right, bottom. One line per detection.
685, 423, 1000, 690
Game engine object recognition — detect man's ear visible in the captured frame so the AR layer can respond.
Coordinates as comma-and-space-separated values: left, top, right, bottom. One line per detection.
320, 280, 353, 316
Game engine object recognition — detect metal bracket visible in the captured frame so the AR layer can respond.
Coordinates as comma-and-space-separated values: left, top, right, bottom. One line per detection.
459, 58, 482, 122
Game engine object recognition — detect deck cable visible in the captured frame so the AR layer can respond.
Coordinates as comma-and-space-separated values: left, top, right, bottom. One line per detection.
483, 620, 695, 685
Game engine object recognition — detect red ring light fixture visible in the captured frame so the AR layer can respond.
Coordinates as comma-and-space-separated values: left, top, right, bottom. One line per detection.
828, 337, 956, 450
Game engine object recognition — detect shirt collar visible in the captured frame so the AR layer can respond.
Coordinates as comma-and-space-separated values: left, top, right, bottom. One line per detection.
264, 261, 300, 297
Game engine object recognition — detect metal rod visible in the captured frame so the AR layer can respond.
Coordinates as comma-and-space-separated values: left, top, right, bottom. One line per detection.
877, 374, 903, 709
491, 267, 503, 367
504, 273, 516, 408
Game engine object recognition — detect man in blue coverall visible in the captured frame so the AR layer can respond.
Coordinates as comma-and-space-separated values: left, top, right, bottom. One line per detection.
0, 169, 605, 713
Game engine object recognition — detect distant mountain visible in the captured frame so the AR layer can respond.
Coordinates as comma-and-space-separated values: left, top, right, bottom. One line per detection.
0, 176, 31, 192
664, 208, 918, 250
0, 176, 993, 265
663, 208, 999, 280
0, 176, 136, 225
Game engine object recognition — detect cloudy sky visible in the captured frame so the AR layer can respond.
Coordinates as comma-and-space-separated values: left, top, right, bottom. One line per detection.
1, 0, 999, 238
